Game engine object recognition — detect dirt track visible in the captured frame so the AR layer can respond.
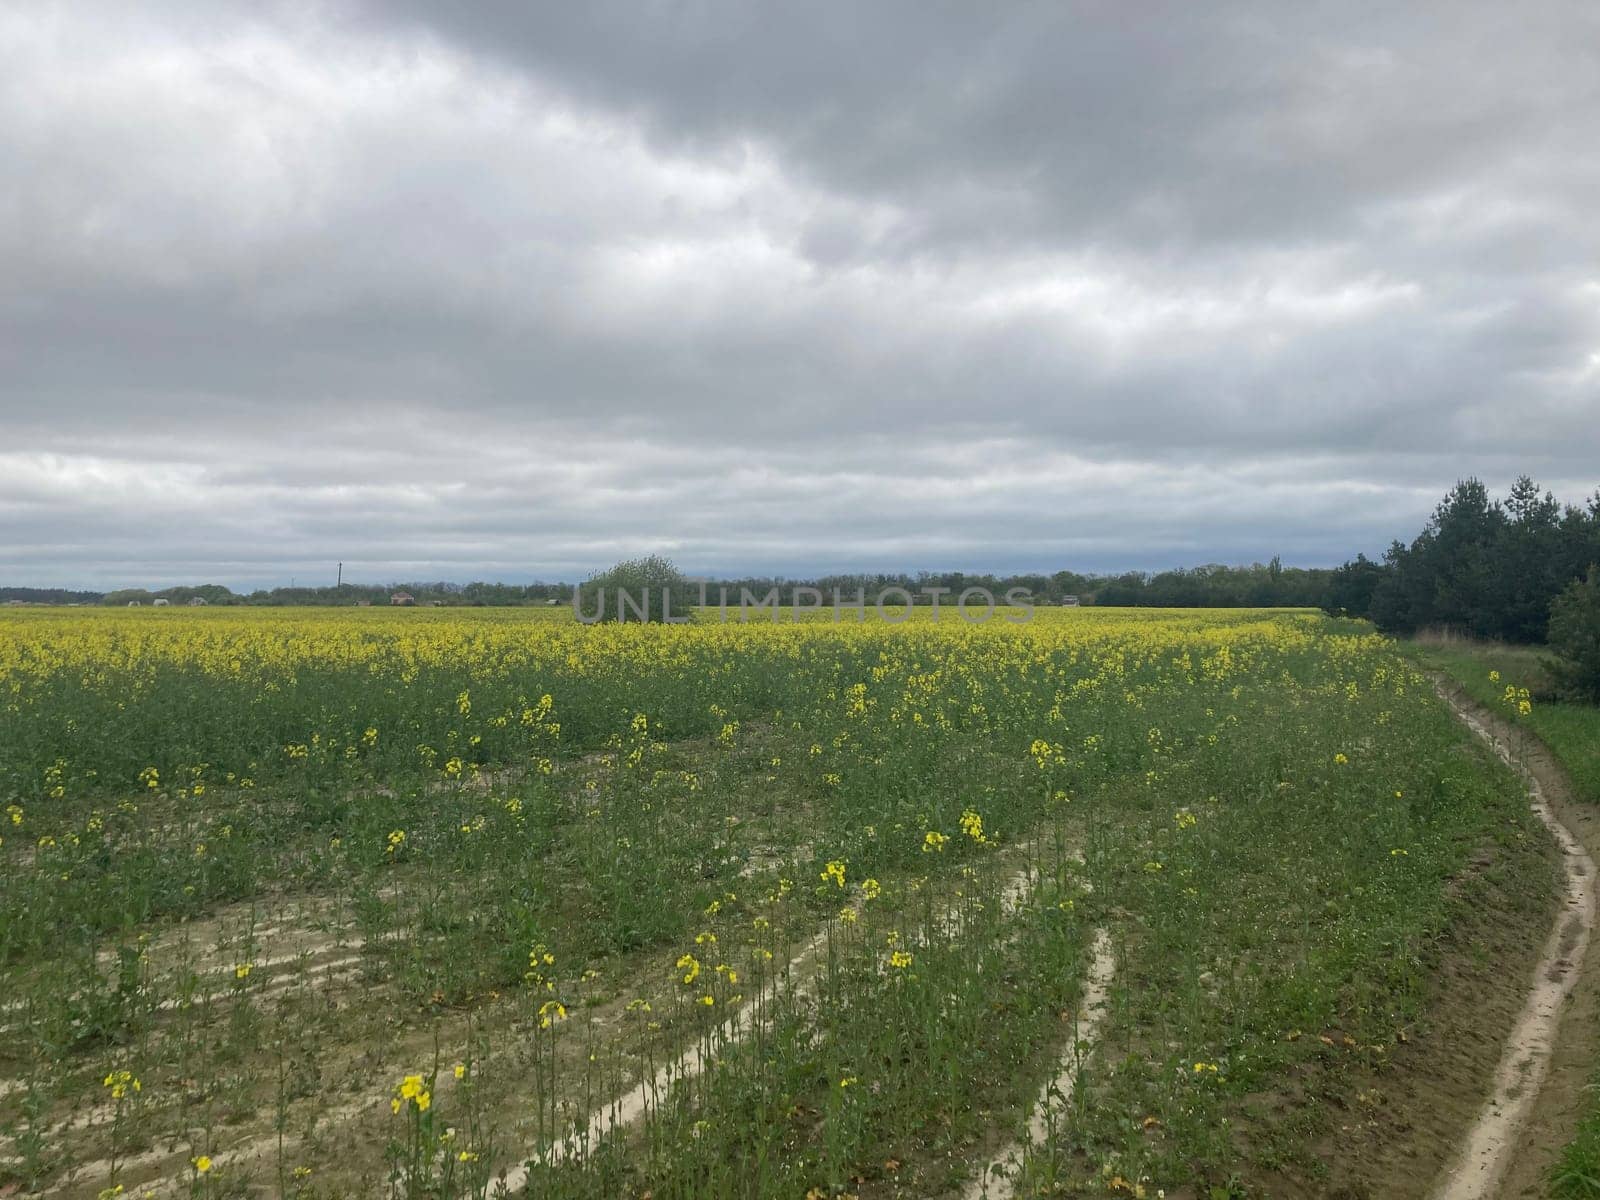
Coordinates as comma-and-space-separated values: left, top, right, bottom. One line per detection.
1432, 681, 1600, 1198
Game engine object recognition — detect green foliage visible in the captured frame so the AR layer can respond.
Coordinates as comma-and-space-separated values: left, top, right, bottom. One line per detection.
1420, 640, 1600, 806
1324, 553, 1386, 617
1369, 476, 1600, 641
1093, 559, 1334, 608
575, 554, 696, 623
1553, 1110, 1600, 1198
1548, 566, 1600, 703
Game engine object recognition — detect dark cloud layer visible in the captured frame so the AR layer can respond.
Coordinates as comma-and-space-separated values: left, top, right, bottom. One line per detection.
1, 1, 1597, 588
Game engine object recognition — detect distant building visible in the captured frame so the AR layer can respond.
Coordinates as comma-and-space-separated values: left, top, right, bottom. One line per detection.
390, 591, 416, 606
547, 598, 560, 606
356, 599, 372, 607
152, 598, 170, 607
127, 600, 142, 607
188, 597, 208, 607
4, 599, 27, 607
1061, 595, 1081, 607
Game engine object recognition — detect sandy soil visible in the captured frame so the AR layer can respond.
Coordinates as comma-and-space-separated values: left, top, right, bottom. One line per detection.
960, 926, 1115, 1200
1435, 682, 1600, 1199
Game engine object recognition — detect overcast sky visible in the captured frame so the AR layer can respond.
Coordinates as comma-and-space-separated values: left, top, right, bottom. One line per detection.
3, 1, 1597, 589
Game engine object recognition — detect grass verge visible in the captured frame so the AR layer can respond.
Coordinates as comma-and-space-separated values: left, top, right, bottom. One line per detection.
1415, 636, 1600, 803
1415, 636, 1600, 1199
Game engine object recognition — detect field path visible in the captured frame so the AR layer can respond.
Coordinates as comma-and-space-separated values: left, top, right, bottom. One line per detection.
960, 926, 1115, 1200
493, 843, 1056, 1194
1430, 683, 1600, 1200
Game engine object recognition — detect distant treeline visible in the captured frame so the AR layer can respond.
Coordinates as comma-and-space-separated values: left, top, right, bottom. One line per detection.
695, 573, 1070, 606
5, 476, 1596, 643
0, 566, 1393, 614
1093, 476, 1600, 643
0, 587, 104, 605
0, 581, 576, 608
680, 477, 1600, 641
683, 567, 1322, 609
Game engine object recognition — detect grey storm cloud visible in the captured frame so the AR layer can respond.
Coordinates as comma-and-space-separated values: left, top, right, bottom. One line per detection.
1, 0, 1597, 589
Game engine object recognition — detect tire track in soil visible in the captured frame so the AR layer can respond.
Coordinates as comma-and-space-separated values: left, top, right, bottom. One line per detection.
0, 945, 369, 1036
56, 861, 1039, 1198
4, 915, 395, 1194
959, 926, 1116, 1200
491, 843, 1062, 1194
32, 842, 1071, 1197
1429, 684, 1597, 1200
45, 905, 845, 1197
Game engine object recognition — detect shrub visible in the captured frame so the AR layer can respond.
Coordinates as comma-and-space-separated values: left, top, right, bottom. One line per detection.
575, 555, 696, 624
1547, 566, 1600, 702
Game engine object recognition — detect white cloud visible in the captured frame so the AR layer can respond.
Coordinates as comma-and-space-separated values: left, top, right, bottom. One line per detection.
1, 1, 1597, 587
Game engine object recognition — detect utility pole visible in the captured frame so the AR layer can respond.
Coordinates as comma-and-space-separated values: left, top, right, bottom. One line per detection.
337, 562, 343, 588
